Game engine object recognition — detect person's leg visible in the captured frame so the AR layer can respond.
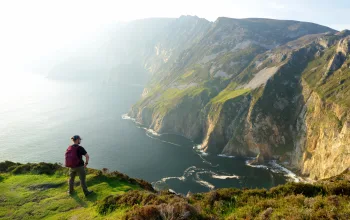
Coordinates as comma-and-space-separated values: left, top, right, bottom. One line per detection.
76, 166, 89, 194
68, 168, 77, 193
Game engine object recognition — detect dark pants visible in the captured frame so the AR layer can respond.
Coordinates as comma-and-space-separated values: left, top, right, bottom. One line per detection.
69, 166, 88, 194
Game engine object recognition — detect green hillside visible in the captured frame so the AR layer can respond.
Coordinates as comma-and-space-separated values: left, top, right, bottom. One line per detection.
1, 162, 349, 219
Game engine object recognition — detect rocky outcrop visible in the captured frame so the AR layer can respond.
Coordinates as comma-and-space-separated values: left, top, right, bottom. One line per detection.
322, 37, 350, 82
291, 81, 350, 179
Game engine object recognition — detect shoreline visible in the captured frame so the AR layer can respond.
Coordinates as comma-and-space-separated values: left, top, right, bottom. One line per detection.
122, 113, 310, 184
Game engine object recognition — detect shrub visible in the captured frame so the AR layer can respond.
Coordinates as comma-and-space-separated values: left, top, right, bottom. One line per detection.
9, 162, 61, 175
11, 164, 32, 174
30, 163, 61, 175
203, 191, 219, 207
97, 190, 203, 219
269, 182, 325, 197
141, 192, 165, 206
124, 202, 201, 220
242, 188, 268, 198
96, 195, 119, 215
199, 188, 241, 207
124, 205, 161, 220
136, 178, 155, 192
102, 168, 109, 174
97, 190, 166, 215
0, 161, 19, 172
325, 181, 350, 196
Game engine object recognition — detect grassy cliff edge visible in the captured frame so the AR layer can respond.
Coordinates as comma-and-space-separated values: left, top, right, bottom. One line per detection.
0, 161, 349, 219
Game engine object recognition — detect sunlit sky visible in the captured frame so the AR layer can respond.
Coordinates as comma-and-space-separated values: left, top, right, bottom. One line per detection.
0, 0, 349, 73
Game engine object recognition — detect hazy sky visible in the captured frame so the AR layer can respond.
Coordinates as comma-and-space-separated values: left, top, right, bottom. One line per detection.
0, 0, 349, 72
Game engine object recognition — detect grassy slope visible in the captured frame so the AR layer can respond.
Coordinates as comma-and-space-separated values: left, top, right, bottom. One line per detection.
210, 88, 250, 104
0, 174, 132, 219
0, 162, 149, 220
1, 162, 350, 219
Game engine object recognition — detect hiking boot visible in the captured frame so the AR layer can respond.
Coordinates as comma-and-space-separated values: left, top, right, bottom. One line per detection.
84, 191, 94, 197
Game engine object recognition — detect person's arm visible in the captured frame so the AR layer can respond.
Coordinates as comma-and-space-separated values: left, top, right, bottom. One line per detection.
84, 153, 90, 168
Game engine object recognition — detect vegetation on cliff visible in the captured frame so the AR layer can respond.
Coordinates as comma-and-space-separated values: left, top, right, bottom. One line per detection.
128, 16, 349, 180
1, 161, 349, 219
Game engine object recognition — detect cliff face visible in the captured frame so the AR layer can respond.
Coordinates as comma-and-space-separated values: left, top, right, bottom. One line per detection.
292, 81, 350, 179
127, 16, 350, 180
291, 36, 350, 179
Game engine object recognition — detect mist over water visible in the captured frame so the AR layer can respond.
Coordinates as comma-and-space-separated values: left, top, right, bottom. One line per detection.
0, 73, 290, 194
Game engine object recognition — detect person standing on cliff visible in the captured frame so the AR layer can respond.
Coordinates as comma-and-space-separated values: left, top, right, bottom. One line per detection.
65, 135, 94, 197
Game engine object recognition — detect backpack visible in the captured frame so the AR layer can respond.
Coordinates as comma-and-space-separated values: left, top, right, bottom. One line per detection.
65, 145, 81, 168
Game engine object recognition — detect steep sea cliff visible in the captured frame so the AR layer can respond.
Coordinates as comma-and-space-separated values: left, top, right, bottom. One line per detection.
125, 17, 350, 180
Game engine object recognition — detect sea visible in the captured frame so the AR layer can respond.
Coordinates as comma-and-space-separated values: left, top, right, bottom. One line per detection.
0, 73, 300, 194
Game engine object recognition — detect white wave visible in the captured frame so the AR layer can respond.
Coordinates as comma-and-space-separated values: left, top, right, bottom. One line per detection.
154, 166, 242, 192
193, 144, 202, 150
197, 170, 240, 180
217, 154, 236, 158
160, 176, 186, 182
247, 164, 269, 170
168, 189, 178, 194
201, 151, 209, 156
145, 128, 161, 136
121, 113, 143, 125
152, 175, 186, 191
212, 174, 239, 179
245, 159, 269, 170
145, 133, 181, 146
193, 145, 220, 167
193, 144, 209, 156
269, 160, 302, 183
184, 166, 197, 175
121, 113, 136, 121
155, 166, 197, 184
244, 158, 305, 183
123, 113, 185, 146
195, 171, 215, 190
121, 114, 143, 126
196, 179, 215, 190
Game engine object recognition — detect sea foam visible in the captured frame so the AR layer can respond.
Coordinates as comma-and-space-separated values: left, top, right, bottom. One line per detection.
245, 158, 305, 182
121, 113, 136, 122
217, 154, 236, 158
269, 160, 302, 183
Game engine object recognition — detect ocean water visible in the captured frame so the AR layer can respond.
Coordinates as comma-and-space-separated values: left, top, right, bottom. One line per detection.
0, 73, 294, 194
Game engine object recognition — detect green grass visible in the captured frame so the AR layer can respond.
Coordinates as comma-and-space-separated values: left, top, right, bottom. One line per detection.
180, 64, 210, 82
96, 181, 350, 219
0, 162, 147, 220
301, 44, 350, 108
210, 88, 250, 104
303, 46, 336, 88
1, 162, 350, 219
0, 174, 135, 219
148, 85, 212, 117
